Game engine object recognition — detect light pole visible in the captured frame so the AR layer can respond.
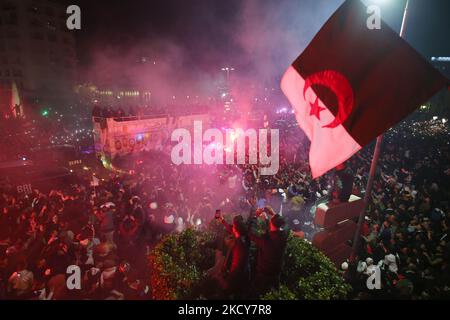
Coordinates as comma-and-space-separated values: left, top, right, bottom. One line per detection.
221, 67, 235, 83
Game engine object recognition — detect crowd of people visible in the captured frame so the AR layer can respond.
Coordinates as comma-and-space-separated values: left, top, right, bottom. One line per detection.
341, 119, 450, 299
91, 104, 210, 119
0, 114, 449, 299
0, 147, 266, 299
198, 205, 289, 300
0, 113, 93, 163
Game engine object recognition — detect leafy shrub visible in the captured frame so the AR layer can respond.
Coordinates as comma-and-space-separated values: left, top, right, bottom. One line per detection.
262, 234, 351, 300
260, 285, 297, 300
149, 229, 351, 300
148, 228, 215, 300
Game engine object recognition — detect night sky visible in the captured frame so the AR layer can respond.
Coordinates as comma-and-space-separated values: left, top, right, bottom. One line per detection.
70, 0, 450, 87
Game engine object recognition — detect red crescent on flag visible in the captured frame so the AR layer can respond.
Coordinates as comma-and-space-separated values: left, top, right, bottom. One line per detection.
303, 70, 354, 128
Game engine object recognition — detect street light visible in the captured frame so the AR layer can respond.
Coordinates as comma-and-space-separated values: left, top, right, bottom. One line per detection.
221, 67, 235, 82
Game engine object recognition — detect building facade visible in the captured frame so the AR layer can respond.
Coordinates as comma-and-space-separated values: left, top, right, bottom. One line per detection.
0, 0, 77, 117
431, 56, 450, 79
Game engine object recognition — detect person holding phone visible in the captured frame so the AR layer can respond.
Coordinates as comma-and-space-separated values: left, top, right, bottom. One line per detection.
211, 210, 250, 298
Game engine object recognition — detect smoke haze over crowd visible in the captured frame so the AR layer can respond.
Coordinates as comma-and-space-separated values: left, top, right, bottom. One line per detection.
75, 0, 344, 105
72, 0, 449, 108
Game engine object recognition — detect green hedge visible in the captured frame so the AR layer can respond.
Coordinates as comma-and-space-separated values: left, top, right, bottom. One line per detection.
148, 228, 351, 300
262, 234, 351, 300
148, 228, 215, 300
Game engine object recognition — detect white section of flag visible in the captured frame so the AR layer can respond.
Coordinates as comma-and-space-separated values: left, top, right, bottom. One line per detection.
281, 66, 361, 178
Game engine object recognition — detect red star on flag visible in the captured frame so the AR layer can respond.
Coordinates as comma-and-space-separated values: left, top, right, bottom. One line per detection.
309, 97, 325, 120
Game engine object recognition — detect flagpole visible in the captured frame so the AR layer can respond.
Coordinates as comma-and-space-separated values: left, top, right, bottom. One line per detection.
399, 0, 410, 38
350, 0, 409, 262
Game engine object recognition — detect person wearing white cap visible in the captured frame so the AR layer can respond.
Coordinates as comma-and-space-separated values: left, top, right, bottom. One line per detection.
384, 254, 398, 273
365, 257, 377, 276
357, 260, 367, 274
